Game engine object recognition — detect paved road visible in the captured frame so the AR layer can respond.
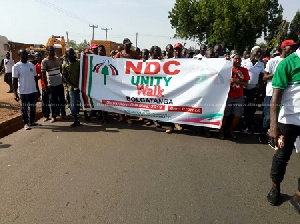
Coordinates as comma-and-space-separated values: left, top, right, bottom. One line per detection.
0, 117, 299, 223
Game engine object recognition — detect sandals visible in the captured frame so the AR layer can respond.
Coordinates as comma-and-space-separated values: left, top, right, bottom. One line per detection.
166, 127, 174, 134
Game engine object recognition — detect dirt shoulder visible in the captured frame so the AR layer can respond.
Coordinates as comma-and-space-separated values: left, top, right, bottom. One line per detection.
0, 73, 21, 123
0, 73, 42, 138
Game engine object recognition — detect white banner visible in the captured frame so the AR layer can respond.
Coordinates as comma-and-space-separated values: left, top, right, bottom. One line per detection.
79, 54, 232, 128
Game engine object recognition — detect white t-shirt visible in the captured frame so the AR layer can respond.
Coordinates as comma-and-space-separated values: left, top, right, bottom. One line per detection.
264, 56, 284, 96
242, 58, 264, 89
4, 58, 14, 73
12, 62, 37, 94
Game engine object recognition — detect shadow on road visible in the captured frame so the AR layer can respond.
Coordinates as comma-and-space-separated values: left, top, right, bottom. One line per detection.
0, 142, 11, 149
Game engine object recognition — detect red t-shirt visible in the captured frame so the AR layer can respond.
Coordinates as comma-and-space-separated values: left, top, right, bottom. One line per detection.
228, 66, 250, 98
35, 62, 45, 88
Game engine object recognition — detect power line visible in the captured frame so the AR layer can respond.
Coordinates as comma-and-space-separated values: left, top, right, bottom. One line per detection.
34, 0, 94, 25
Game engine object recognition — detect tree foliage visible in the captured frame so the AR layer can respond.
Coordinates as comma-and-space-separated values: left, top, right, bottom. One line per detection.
288, 11, 300, 42
66, 39, 90, 51
168, 0, 283, 52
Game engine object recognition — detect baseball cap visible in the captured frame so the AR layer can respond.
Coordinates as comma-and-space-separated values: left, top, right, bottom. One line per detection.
174, 43, 183, 49
281, 39, 298, 49
90, 43, 98, 49
251, 46, 260, 52
123, 38, 132, 45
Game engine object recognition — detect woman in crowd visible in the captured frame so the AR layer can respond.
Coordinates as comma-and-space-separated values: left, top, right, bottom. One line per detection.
219, 53, 250, 139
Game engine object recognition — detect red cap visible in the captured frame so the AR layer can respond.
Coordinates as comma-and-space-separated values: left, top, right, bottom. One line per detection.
90, 43, 98, 49
174, 43, 183, 49
281, 39, 298, 48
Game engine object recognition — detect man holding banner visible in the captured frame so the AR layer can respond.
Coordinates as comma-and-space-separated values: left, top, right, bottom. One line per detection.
63, 48, 81, 127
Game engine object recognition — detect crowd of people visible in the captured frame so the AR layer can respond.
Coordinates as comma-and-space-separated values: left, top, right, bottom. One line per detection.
2, 37, 300, 212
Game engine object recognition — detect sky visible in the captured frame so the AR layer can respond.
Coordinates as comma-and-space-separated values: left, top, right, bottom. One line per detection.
1, 0, 299, 50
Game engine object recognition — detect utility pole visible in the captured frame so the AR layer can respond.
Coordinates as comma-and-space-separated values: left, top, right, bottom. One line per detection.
136, 32, 138, 48
101, 28, 112, 40
89, 24, 98, 40
66, 31, 69, 45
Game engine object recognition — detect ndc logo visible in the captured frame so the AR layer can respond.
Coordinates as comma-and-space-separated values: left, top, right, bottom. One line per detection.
93, 59, 118, 85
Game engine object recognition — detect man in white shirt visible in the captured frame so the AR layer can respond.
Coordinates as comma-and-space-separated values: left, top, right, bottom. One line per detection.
12, 50, 40, 130
242, 46, 265, 133
3, 52, 14, 93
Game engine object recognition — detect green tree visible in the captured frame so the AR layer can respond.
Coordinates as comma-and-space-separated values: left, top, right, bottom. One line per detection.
77, 39, 90, 51
288, 11, 300, 42
268, 20, 289, 48
168, 0, 282, 53
265, 2, 284, 48
66, 40, 78, 50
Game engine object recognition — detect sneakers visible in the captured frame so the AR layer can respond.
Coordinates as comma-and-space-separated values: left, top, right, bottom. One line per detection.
44, 117, 50, 122
145, 121, 152, 126
24, 124, 31, 130
267, 185, 280, 206
166, 127, 174, 134
50, 117, 57, 123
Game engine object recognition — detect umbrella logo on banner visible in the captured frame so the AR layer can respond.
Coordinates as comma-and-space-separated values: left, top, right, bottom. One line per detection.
93, 59, 119, 85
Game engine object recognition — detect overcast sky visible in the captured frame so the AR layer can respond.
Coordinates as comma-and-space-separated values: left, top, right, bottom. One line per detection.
1, 0, 299, 50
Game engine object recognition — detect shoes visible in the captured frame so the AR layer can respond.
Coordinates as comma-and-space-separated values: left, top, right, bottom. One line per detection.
166, 127, 174, 134
7, 90, 13, 93
61, 116, 70, 120
154, 121, 162, 129
229, 132, 237, 139
145, 121, 152, 126
205, 129, 211, 138
70, 120, 80, 127
267, 186, 280, 206
24, 124, 31, 130
29, 123, 39, 127
219, 133, 225, 140
44, 117, 50, 122
289, 194, 300, 215
259, 133, 267, 144
50, 117, 57, 123
84, 111, 90, 121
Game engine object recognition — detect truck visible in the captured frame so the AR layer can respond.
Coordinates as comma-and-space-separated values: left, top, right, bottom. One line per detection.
26, 35, 66, 61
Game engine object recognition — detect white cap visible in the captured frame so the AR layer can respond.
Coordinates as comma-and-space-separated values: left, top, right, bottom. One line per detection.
251, 46, 261, 52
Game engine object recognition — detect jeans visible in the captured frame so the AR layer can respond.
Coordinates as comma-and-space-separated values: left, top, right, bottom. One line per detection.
261, 96, 272, 133
20, 92, 37, 125
49, 84, 66, 118
244, 88, 257, 130
270, 123, 300, 185
42, 88, 50, 118
69, 90, 81, 115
